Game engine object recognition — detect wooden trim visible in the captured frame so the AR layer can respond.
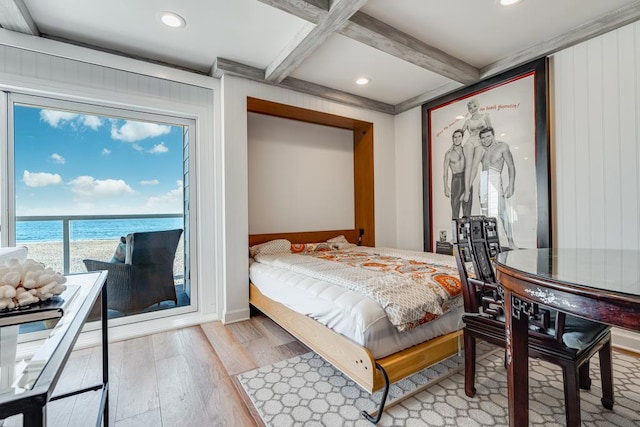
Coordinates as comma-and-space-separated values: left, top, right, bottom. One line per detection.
377, 331, 461, 385
353, 123, 375, 246
247, 97, 371, 130
249, 229, 358, 247
249, 282, 462, 392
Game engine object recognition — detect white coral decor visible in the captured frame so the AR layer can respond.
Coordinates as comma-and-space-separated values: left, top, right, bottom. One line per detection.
0, 258, 67, 310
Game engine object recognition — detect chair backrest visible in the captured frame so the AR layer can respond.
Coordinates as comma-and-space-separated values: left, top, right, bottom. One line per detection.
126, 229, 183, 270
453, 216, 501, 282
453, 216, 554, 332
452, 216, 503, 317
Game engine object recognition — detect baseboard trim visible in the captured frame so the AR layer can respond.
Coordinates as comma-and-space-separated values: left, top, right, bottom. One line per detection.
16, 311, 221, 359
222, 307, 251, 324
612, 327, 640, 353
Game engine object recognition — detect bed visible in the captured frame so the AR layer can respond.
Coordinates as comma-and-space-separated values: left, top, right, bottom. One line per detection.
248, 229, 463, 423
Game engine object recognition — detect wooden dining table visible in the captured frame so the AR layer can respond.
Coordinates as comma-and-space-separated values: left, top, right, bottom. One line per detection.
494, 248, 640, 426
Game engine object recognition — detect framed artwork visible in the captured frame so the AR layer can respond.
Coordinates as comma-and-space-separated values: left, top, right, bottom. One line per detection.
422, 58, 550, 252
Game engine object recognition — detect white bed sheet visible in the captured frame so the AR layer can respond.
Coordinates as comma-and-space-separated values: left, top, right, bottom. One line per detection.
249, 259, 463, 359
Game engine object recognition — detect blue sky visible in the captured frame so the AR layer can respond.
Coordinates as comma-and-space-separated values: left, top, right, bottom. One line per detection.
14, 105, 183, 216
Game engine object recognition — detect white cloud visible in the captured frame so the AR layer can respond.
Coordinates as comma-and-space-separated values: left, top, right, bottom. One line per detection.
23, 170, 63, 187
149, 142, 168, 154
139, 179, 159, 185
51, 153, 65, 164
40, 110, 78, 127
40, 110, 103, 130
101, 148, 111, 156
111, 120, 171, 142
145, 180, 183, 212
132, 143, 144, 151
80, 115, 102, 130
69, 176, 134, 198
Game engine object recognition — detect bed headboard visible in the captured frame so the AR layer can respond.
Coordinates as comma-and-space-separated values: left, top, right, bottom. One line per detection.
249, 229, 359, 247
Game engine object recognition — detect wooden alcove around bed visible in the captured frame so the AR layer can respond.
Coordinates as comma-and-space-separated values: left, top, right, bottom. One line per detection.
249, 229, 462, 421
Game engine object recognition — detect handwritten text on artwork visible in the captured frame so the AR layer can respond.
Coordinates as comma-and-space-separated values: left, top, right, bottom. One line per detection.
435, 103, 520, 138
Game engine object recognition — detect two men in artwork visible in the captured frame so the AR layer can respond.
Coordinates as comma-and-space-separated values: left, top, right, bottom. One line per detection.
443, 98, 517, 249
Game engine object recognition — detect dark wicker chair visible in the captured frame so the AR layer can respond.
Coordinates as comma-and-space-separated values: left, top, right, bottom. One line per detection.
84, 229, 183, 315
452, 216, 613, 427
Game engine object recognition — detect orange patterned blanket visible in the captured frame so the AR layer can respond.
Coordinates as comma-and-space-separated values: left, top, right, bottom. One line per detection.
255, 247, 462, 331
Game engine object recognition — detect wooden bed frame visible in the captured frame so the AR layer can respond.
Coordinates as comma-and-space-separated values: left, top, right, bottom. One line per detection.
249, 229, 462, 423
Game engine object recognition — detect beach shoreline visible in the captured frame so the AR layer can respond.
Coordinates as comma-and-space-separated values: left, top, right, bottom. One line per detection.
17, 238, 185, 276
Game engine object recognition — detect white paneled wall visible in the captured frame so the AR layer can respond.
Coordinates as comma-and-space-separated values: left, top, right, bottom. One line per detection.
553, 22, 640, 250
0, 45, 211, 107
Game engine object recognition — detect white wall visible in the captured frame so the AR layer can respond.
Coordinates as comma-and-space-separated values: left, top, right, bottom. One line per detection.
247, 112, 354, 234
394, 107, 424, 251
221, 74, 396, 322
552, 21, 640, 250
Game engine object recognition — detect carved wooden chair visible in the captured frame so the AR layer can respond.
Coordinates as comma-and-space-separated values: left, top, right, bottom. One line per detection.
452, 216, 613, 426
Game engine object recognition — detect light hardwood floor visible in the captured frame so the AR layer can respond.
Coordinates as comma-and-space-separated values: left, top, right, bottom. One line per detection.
10, 317, 637, 426
3, 313, 308, 427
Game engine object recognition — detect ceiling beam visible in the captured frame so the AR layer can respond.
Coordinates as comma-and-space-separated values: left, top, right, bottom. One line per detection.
260, 0, 640, 114
212, 57, 265, 80
343, 12, 479, 84
0, 0, 39, 35
257, 0, 478, 84
265, 0, 368, 83
213, 56, 394, 114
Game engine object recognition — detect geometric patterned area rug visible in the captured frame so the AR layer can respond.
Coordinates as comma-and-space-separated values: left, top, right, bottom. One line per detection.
237, 346, 640, 426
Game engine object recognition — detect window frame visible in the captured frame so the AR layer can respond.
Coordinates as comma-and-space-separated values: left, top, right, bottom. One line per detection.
2, 92, 198, 331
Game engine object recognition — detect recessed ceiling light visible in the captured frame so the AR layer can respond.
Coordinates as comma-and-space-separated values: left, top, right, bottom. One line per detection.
355, 77, 370, 85
160, 11, 186, 28
500, 0, 522, 5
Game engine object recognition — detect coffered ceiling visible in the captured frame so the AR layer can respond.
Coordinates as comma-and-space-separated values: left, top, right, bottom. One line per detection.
1, 0, 639, 114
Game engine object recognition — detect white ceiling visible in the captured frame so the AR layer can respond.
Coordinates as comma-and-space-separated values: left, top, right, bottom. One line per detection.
2, 0, 640, 113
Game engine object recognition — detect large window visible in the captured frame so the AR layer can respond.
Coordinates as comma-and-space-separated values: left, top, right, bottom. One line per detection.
3, 94, 194, 324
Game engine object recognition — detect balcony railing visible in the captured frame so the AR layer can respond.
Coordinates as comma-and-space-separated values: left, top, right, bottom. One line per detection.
16, 213, 183, 275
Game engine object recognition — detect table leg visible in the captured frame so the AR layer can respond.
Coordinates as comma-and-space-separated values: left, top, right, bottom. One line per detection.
504, 289, 530, 427
23, 406, 44, 427
101, 282, 109, 425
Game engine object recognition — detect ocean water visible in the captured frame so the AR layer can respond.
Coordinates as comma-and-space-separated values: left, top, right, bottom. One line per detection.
16, 217, 184, 243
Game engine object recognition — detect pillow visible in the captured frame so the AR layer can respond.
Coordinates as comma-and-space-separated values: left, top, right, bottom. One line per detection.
291, 242, 333, 254
110, 236, 127, 263
327, 235, 357, 250
327, 235, 350, 244
249, 239, 291, 258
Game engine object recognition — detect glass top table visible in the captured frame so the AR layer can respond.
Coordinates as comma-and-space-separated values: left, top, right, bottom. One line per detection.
497, 248, 640, 295
0, 271, 108, 426
494, 248, 640, 426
